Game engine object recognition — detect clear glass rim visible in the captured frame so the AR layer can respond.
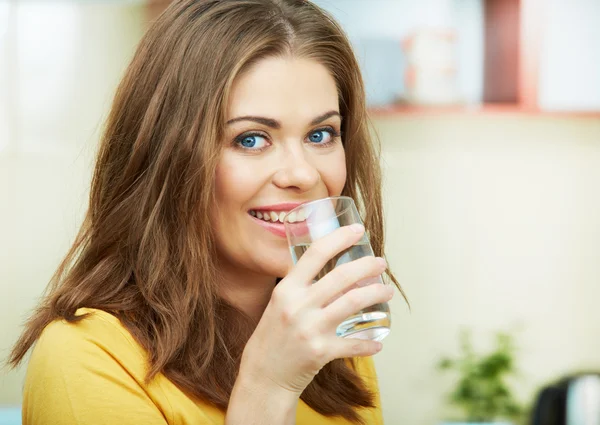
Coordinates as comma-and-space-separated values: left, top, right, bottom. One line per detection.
286, 195, 355, 218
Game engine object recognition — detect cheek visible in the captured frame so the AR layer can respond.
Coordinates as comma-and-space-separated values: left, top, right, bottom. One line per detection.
215, 154, 259, 207
214, 155, 258, 259
214, 155, 255, 248
319, 148, 347, 196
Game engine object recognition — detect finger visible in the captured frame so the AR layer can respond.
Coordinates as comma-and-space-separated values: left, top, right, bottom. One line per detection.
329, 336, 384, 360
308, 256, 387, 306
287, 224, 365, 285
322, 283, 394, 330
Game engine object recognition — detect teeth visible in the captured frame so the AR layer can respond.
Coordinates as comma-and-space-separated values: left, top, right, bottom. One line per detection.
287, 211, 297, 223
249, 210, 307, 223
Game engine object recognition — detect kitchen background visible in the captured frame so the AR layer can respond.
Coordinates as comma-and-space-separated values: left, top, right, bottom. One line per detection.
1, 1, 599, 424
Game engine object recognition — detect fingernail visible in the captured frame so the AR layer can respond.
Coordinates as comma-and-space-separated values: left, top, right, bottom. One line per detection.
375, 342, 383, 352
376, 257, 387, 268
349, 224, 364, 233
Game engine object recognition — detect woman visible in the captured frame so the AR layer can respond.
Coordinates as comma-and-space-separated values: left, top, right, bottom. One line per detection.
9, 1, 406, 424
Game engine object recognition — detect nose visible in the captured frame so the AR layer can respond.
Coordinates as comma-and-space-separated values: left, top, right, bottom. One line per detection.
272, 147, 320, 193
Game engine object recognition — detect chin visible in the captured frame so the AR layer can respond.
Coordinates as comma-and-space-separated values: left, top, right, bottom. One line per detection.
257, 255, 292, 279
266, 263, 291, 279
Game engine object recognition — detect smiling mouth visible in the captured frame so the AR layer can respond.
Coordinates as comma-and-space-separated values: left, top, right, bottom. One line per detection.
248, 209, 308, 224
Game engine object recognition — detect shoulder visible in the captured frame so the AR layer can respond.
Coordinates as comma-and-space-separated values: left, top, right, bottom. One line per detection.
36, 307, 141, 351
351, 355, 379, 393
39, 307, 131, 339
354, 355, 378, 376
346, 355, 378, 380
29, 307, 149, 382
353, 356, 384, 423
23, 309, 170, 424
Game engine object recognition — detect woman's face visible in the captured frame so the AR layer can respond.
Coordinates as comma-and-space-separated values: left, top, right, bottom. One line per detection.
214, 56, 346, 279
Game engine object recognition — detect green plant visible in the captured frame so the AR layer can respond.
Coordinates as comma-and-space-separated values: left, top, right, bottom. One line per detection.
437, 330, 524, 423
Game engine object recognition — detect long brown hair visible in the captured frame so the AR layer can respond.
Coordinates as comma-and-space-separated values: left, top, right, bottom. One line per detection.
9, 0, 406, 423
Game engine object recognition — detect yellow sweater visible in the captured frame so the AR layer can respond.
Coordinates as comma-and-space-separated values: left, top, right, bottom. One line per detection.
23, 308, 384, 425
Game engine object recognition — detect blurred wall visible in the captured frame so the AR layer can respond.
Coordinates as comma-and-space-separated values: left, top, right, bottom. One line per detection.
0, 2, 146, 405
374, 113, 600, 424
539, 0, 600, 111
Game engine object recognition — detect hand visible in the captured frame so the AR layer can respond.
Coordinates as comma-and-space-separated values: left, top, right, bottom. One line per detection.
239, 224, 394, 397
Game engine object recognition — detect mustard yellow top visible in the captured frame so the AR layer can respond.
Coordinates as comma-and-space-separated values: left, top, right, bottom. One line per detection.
23, 308, 384, 425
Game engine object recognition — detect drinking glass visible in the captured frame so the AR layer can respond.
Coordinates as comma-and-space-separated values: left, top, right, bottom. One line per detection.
284, 196, 391, 342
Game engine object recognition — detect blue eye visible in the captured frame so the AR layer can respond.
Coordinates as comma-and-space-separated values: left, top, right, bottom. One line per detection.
235, 133, 269, 150
307, 128, 335, 145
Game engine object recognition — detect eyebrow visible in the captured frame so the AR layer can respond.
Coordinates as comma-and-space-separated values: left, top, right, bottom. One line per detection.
225, 110, 341, 128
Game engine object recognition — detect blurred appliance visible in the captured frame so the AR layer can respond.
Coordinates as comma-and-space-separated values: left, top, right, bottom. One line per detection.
402, 29, 460, 105
532, 373, 600, 425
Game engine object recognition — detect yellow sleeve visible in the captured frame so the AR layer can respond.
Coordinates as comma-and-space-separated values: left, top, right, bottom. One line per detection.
22, 311, 169, 425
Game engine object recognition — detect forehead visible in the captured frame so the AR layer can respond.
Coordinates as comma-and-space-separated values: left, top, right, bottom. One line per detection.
226, 56, 339, 120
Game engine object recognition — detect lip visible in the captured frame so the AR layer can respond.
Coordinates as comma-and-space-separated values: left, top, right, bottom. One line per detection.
248, 202, 304, 212
248, 201, 313, 238
249, 215, 288, 238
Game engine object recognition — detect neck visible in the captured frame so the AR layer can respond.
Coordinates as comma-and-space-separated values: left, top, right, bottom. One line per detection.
218, 265, 278, 322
